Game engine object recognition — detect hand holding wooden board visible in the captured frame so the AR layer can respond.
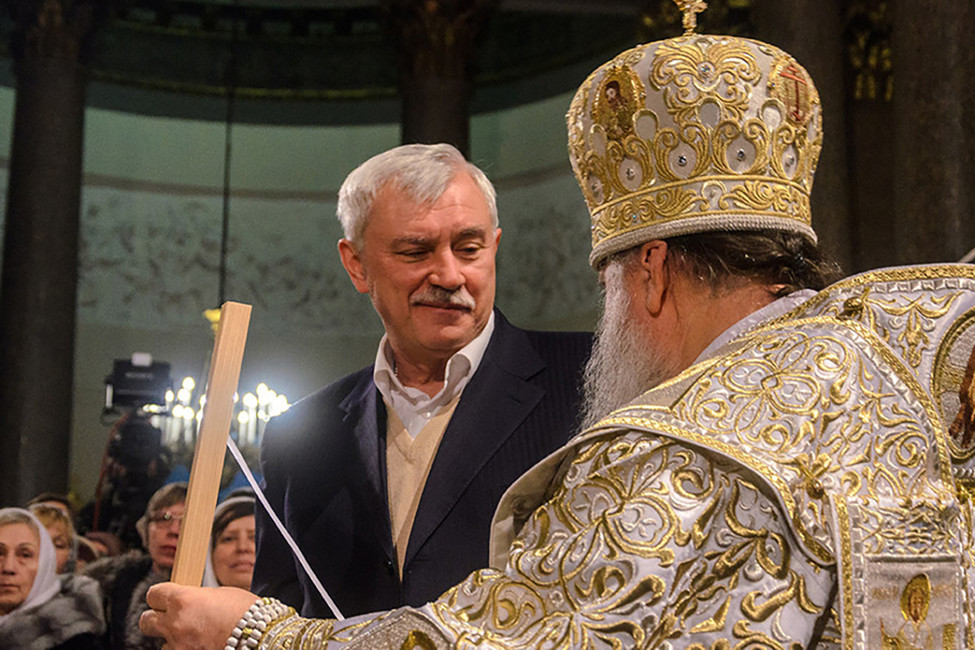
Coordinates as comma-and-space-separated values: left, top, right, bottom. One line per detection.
171, 301, 252, 586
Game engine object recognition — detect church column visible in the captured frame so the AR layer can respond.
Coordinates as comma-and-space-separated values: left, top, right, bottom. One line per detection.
891, 0, 974, 264
751, 0, 855, 272
382, 0, 498, 157
842, 1, 895, 272
0, 0, 94, 504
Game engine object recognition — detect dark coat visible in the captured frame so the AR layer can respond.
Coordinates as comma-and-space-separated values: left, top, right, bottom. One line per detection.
83, 552, 164, 650
252, 310, 591, 617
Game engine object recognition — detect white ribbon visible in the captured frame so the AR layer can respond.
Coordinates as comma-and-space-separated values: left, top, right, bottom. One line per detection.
226, 437, 345, 620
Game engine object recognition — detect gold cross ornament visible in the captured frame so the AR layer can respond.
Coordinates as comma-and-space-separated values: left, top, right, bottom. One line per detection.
674, 0, 707, 34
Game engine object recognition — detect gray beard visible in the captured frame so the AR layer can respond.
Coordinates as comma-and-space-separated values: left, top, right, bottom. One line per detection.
580, 262, 676, 430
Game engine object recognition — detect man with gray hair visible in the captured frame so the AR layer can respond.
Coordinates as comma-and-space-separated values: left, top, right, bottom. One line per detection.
251, 143, 592, 619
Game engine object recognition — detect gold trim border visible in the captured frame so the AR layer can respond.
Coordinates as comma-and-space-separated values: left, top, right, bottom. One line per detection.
835, 496, 855, 650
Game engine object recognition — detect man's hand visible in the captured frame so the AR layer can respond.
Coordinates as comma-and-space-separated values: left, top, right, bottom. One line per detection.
140, 582, 259, 649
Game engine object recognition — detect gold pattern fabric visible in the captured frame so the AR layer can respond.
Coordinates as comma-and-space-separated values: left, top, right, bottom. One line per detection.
264, 433, 833, 649
566, 34, 823, 268
259, 264, 975, 649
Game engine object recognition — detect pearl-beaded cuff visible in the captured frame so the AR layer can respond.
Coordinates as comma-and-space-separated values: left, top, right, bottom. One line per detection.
225, 597, 292, 649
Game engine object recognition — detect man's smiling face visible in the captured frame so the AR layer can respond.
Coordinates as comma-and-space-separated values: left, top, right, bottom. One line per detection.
339, 170, 500, 367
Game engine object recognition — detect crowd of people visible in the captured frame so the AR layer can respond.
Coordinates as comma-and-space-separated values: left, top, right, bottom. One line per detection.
0, 485, 256, 649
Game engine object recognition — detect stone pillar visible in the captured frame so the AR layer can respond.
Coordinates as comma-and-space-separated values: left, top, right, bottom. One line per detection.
752, 0, 856, 272
0, 0, 93, 504
892, 0, 974, 264
383, 0, 498, 157
843, 0, 896, 272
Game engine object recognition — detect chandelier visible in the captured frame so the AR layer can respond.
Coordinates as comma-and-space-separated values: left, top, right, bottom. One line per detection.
144, 376, 290, 452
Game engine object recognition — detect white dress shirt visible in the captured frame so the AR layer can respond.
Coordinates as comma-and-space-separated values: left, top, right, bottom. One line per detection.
374, 311, 495, 438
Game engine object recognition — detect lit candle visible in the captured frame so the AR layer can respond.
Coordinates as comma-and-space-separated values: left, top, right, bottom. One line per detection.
242, 392, 258, 445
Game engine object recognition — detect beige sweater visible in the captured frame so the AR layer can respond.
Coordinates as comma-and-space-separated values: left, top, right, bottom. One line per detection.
384, 396, 460, 575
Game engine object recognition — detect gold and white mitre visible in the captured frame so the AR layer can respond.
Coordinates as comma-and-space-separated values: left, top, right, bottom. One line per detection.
566, 12, 822, 268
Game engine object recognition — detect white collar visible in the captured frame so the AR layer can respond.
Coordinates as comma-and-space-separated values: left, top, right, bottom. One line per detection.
374, 311, 495, 437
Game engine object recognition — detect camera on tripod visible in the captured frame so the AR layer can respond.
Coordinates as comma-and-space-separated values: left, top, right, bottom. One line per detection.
84, 353, 174, 546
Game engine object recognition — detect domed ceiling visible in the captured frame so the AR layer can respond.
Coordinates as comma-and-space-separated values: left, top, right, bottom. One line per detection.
0, 0, 754, 125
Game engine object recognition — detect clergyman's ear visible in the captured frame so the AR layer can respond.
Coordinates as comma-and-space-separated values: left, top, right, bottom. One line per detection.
638, 240, 669, 314
338, 239, 370, 294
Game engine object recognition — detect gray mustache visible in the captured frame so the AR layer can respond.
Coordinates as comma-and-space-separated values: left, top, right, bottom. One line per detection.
411, 287, 476, 309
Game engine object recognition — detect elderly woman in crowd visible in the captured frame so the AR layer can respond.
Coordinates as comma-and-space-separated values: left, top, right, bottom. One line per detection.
84, 482, 186, 650
29, 503, 78, 574
0, 508, 105, 649
202, 493, 256, 590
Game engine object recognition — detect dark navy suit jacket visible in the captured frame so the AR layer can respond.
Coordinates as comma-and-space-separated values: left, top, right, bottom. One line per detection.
252, 310, 591, 617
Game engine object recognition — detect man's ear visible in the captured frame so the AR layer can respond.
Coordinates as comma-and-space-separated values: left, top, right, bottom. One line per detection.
637, 240, 669, 314
337, 239, 370, 294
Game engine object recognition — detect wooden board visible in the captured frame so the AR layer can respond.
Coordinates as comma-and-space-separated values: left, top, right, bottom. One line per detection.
171, 301, 252, 586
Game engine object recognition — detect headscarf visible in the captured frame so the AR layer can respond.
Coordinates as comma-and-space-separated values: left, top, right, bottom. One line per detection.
0, 508, 61, 626
201, 495, 255, 588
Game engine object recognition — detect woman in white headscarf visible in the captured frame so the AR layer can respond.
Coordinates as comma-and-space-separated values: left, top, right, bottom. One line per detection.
202, 494, 256, 590
0, 508, 105, 649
